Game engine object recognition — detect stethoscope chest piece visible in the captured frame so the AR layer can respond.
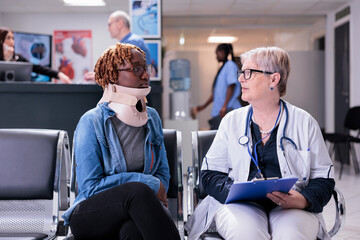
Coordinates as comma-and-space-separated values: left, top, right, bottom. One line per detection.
238, 136, 249, 145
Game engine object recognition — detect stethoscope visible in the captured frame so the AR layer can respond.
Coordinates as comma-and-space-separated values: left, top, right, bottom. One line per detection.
238, 100, 297, 178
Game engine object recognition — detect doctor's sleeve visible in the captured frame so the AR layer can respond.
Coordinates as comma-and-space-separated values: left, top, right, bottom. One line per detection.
201, 170, 234, 203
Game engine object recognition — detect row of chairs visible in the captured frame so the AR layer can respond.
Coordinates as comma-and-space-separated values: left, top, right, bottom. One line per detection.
0, 128, 346, 239
0, 128, 184, 240
0, 129, 71, 240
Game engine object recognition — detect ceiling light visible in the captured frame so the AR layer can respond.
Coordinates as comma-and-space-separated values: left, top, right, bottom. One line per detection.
179, 34, 185, 45
207, 36, 238, 43
63, 0, 106, 6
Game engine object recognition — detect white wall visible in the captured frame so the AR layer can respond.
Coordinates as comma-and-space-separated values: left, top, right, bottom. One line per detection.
274, 19, 326, 51
2, 12, 116, 70
325, 11, 336, 133
284, 51, 325, 128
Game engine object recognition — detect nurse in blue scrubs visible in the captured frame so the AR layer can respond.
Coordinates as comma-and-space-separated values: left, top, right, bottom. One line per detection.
195, 43, 241, 130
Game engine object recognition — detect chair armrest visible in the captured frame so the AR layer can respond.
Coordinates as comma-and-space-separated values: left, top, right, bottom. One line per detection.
328, 187, 346, 237
187, 166, 195, 217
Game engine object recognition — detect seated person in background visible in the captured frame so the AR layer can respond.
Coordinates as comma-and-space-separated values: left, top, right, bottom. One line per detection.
185, 46, 335, 240
0, 26, 71, 84
62, 43, 180, 240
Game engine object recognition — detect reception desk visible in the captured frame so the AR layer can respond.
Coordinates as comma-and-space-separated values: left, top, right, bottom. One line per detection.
0, 82, 162, 143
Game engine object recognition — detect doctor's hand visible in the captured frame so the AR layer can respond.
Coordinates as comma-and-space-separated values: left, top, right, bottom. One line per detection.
267, 190, 310, 209
156, 181, 168, 208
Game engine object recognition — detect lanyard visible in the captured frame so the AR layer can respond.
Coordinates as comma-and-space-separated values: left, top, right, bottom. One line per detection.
247, 102, 282, 179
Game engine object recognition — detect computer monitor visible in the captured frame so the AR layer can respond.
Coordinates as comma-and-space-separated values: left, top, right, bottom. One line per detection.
13, 31, 52, 82
0, 61, 33, 82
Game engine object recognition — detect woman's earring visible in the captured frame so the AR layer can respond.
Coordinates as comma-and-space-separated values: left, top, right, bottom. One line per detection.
270, 87, 274, 90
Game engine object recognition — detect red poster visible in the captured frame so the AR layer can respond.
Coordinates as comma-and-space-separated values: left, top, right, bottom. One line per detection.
54, 30, 92, 84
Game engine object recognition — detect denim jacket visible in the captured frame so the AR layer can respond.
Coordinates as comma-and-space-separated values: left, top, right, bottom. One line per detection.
62, 103, 170, 225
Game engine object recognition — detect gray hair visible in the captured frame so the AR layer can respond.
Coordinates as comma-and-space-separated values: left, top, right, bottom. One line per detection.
241, 46, 290, 97
110, 10, 131, 28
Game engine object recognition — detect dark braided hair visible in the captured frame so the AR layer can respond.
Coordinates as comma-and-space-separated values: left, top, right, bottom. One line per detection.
212, 43, 236, 90
94, 43, 145, 89
216, 43, 235, 62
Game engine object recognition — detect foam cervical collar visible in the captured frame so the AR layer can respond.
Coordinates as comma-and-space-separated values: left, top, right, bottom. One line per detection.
99, 84, 151, 127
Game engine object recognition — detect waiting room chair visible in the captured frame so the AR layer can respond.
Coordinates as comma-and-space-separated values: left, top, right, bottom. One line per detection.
189, 130, 346, 240
66, 129, 184, 239
0, 129, 71, 240
163, 129, 185, 238
323, 106, 360, 179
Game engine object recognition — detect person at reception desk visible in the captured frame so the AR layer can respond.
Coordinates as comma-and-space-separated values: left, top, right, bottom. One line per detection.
0, 27, 71, 84
62, 43, 180, 240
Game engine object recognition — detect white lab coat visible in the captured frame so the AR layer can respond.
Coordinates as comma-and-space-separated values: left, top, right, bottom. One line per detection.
185, 101, 334, 240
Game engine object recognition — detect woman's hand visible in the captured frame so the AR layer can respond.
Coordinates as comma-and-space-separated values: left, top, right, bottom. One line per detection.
58, 72, 72, 84
267, 189, 310, 209
3, 43, 14, 61
196, 105, 206, 112
84, 71, 95, 81
156, 181, 168, 207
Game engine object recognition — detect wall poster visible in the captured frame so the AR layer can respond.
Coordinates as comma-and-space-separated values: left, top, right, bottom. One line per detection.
130, 0, 161, 38
54, 30, 92, 84
145, 39, 161, 81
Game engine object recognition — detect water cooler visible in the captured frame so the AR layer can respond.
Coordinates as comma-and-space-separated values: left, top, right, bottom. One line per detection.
169, 59, 191, 120
164, 58, 198, 221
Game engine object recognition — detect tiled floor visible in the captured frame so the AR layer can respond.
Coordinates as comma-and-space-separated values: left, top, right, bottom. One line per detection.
323, 161, 360, 240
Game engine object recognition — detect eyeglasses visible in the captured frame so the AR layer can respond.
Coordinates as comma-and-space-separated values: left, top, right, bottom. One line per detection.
118, 65, 152, 77
237, 69, 274, 80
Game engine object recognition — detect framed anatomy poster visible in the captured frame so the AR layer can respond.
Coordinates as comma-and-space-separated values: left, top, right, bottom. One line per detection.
130, 0, 161, 38
53, 30, 92, 84
145, 39, 161, 81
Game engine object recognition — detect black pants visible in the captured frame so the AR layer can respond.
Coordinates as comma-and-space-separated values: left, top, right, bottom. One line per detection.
208, 108, 233, 130
69, 182, 180, 240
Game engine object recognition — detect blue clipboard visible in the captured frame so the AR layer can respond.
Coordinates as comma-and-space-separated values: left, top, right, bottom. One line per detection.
225, 177, 298, 204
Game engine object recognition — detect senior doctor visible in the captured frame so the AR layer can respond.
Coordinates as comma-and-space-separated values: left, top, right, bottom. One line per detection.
185, 46, 335, 240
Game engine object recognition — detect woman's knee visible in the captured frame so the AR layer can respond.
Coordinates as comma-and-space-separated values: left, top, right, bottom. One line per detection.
123, 182, 153, 195
122, 182, 155, 199
215, 204, 270, 240
270, 209, 319, 240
